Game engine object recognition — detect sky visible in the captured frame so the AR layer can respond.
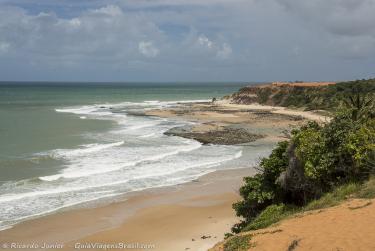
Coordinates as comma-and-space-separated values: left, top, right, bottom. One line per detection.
0, 0, 374, 82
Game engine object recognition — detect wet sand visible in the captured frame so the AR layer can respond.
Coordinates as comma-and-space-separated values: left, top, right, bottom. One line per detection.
146, 100, 325, 145
0, 101, 324, 251
0, 168, 254, 251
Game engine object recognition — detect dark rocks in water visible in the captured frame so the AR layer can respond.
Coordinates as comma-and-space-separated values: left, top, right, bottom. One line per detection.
251, 111, 304, 121
125, 110, 147, 116
165, 125, 192, 135
165, 126, 263, 145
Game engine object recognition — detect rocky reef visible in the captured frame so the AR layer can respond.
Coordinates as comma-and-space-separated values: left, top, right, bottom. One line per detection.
165, 126, 264, 145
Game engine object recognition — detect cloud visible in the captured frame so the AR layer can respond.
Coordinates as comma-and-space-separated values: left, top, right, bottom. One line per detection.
197, 35, 214, 49
138, 41, 160, 57
0, 1, 373, 81
0, 4, 236, 68
0, 5, 165, 64
274, 0, 375, 59
90, 4, 122, 16
217, 43, 232, 59
0, 42, 10, 53
275, 0, 375, 37
196, 35, 232, 59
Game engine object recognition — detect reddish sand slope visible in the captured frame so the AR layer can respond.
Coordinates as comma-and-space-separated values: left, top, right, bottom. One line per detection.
271, 82, 336, 87
211, 198, 375, 251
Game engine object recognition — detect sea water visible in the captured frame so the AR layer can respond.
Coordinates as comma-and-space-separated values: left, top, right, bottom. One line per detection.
0, 82, 272, 230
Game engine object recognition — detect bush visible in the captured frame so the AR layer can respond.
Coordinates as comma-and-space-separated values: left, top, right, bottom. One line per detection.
232, 141, 289, 233
293, 121, 326, 180
357, 176, 375, 198
257, 88, 272, 104
233, 177, 375, 235
233, 91, 375, 232
264, 78, 375, 110
223, 235, 252, 251
242, 204, 289, 231
292, 112, 374, 190
304, 183, 361, 211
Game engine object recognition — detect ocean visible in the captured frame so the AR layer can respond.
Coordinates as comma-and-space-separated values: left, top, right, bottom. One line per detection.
0, 82, 272, 230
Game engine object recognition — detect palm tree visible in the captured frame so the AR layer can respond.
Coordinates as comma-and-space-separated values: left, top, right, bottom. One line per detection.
343, 93, 374, 121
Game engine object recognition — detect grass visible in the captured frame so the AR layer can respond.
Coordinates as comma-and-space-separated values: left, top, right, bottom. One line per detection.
303, 182, 362, 211
242, 204, 293, 232
240, 176, 375, 233
223, 235, 253, 251
356, 177, 375, 198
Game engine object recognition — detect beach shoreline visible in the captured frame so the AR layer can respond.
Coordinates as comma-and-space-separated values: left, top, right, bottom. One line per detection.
0, 99, 323, 251
0, 167, 254, 251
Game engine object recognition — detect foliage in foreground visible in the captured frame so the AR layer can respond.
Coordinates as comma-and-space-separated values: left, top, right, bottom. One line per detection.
232, 86, 375, 233
234, 176, 375, 234
223, 235, 252, 251
241, 204, 291, 232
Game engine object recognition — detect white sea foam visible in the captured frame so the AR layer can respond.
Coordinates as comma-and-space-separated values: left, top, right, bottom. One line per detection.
0, 191, 124, 231
0, 99, 271, 231
56, 105, 113, 118
41, 140, 202, 180
139, 133, 156, 138
36, 149, 241, 199
51, 141, 124, 158
0, 224, 12, 231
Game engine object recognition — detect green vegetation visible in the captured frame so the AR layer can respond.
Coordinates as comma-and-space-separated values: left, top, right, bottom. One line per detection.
241, 204, 292, 232
357, 177, 375, 199
303, 182, 361, 211
232, 78, 375, 234
233, 78, 375, 111
223, 235, 253, 251
233, 176, 375, 234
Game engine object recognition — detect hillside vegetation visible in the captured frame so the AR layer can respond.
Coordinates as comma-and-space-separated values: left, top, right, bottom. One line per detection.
217, 78, 375, 250
211, 177, 375, 251
229, 79, 375, 111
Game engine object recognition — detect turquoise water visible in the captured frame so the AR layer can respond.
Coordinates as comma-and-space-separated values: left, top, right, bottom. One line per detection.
0, 82, 272, 230
0, 83, 242, 180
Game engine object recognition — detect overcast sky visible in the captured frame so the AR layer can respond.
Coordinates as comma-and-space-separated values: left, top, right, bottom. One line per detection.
0, 0, 374, 82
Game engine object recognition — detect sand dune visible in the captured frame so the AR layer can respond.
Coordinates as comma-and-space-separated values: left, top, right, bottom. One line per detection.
211, 198, 375, 251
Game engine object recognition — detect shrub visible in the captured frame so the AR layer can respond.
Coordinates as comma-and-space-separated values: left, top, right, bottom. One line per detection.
232, 141, 289, 233
304, 183, 361, 211
223, 235, 252, 251
357, 176, 375, 198
232, 177, 375, 235
257, 88, 272, 104
242, 204, 289, 231
233, 90, 375, 232
293, 122, 326, 179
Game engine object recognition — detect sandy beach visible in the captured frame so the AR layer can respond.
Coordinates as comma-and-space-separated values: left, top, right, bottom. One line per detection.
146, 100, 328, 146
0, 168, 253, 251
0, 101, 324, 251
1, 0, 373, 249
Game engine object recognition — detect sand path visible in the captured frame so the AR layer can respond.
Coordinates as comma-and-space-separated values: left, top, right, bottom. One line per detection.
216, 100, 330, 123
